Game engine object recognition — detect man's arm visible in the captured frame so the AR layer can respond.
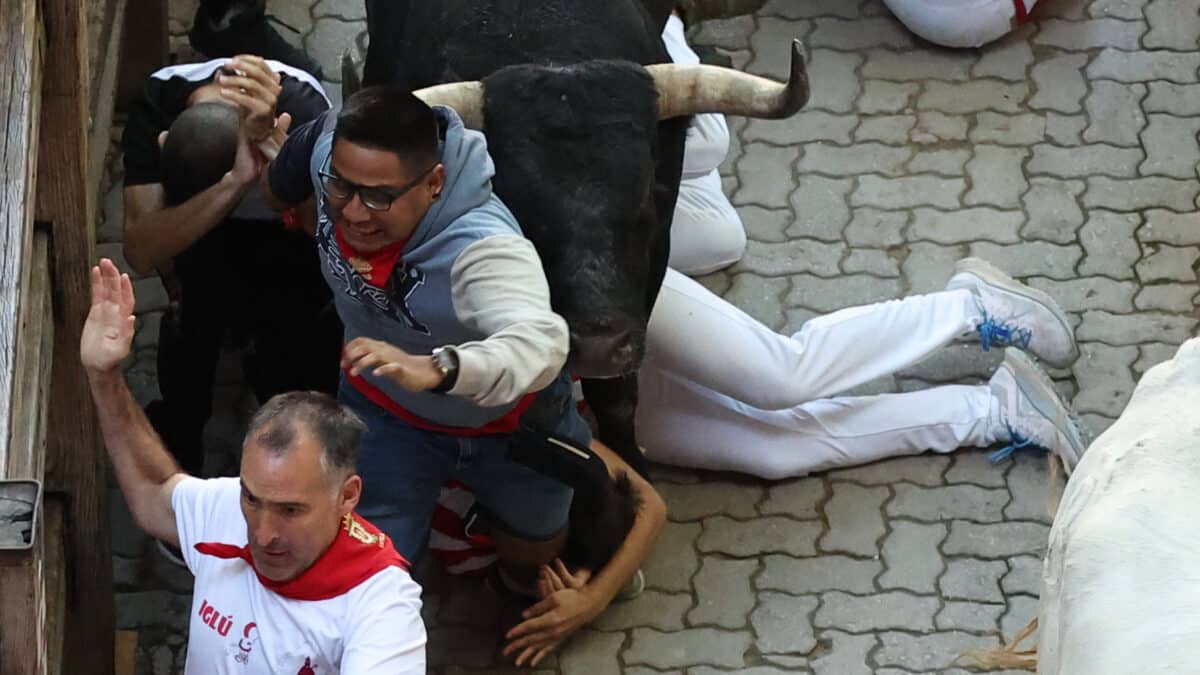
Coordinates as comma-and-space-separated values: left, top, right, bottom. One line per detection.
342, 233, 570, 403
122, 166, 256, 276
447, 234, 569, 405
81, 259, 187, 544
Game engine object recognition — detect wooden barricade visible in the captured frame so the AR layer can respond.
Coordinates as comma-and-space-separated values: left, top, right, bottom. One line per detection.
0, 0, 163, 671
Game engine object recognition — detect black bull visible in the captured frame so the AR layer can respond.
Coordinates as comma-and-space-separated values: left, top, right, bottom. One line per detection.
353, 0, 809, 475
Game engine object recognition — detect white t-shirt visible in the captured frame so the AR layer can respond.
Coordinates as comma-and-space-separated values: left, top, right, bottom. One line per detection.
172, 477, 426, 674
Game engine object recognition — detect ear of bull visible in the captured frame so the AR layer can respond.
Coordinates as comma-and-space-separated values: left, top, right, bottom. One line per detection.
646, 39, 810, 120
411, 82, 486, 129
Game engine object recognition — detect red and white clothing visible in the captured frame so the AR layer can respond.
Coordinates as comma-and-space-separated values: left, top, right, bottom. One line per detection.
428, 481, 496, 577
173, 477, 426, 674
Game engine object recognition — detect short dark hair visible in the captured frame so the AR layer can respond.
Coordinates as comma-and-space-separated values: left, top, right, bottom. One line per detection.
561, 471, 641, 572
334, 86, 440, 173
245, 391, 367, 480
160, 101, 240, 205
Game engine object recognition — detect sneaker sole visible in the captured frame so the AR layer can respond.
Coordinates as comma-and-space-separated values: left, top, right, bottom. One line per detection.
1002, 350, 1087, 473
615, 569, 645, 602
948, 257, 1079, 369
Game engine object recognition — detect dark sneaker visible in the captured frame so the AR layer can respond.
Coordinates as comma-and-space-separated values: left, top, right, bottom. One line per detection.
189, 0, 325, 81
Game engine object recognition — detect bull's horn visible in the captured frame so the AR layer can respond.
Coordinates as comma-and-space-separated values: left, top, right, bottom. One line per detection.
341, 48, 363, 98
412, 82, 485, 129
646, 39, 809, 120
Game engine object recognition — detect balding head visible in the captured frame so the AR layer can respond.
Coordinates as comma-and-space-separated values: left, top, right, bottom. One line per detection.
160, 101, 240, 205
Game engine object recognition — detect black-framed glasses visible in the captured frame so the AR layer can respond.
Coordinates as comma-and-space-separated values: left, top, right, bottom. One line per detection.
319, 164, 437, 211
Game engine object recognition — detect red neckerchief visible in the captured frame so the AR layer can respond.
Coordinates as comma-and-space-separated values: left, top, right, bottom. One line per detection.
334, 225, 407, 288
195, 513, 410, 601
1013, 0, 1031, 23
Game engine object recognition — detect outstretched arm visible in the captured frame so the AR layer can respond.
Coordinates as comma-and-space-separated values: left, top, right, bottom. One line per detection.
81, 259, 187, 545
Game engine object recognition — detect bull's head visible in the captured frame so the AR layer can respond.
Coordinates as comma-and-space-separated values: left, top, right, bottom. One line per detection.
342, 44, 809, 377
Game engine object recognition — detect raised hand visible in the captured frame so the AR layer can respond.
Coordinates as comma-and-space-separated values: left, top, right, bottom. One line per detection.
218, 55, 283, 143
80, 259, 137, 374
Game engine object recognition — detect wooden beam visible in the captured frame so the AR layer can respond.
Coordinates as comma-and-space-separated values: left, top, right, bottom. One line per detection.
0, 232, 57, 675
114, 631, 138, 675
42, 498, 66, 675
0, 531, 49, 675
115, 0, 167, 111
87, 0, 124, 111
0, 0, 42, 480
7, 231, 53, 480
88, 0, 131, 188
37, 0, 114, 672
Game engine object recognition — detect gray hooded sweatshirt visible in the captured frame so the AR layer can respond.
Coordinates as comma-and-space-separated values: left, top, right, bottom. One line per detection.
300, 106, 568, 428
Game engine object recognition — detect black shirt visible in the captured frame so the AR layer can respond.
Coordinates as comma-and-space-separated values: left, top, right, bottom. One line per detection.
122, 58, 330, 188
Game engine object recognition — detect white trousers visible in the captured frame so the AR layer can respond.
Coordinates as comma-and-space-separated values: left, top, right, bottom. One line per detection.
670, 172, 746, 275
636, 271, 1004, 479
662, 14, 746, 275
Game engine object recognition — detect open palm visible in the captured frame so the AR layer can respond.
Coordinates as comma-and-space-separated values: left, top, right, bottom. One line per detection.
80, 259, 137, 373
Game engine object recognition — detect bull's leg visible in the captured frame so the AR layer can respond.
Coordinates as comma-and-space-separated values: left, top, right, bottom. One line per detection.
582, 374, 649, 479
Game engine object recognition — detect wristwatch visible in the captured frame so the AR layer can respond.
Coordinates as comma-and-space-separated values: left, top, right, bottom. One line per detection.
430, 346, 460, 393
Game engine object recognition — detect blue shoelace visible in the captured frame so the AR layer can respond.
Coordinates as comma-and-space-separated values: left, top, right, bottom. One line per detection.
989, 423, 1036, 463
976, 313, 1032, 353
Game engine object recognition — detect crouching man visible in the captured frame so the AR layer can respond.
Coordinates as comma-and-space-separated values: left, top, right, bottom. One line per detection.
82, 258, 425, 673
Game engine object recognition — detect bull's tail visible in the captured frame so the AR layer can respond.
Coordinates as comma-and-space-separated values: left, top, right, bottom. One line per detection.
960, 617, 1039, 671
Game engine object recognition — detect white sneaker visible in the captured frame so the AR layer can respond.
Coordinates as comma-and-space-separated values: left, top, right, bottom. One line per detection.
989, 350, 1088, 473
947, 257, 1078, 369
615, 569, 645, 602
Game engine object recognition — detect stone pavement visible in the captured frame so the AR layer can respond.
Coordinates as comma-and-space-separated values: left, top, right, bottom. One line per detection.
97, 0, 1200, 672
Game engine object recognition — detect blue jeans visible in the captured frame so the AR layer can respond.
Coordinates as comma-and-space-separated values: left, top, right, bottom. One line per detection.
340, 373, 589, 561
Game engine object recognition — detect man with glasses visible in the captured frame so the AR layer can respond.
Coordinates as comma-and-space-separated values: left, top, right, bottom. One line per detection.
261, 89, 660, 652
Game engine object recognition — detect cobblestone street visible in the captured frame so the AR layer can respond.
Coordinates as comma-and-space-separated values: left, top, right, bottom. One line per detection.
99, 0, 1200, 672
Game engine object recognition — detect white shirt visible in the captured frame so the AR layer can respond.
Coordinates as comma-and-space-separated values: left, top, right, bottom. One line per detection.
173, 477, 427, 674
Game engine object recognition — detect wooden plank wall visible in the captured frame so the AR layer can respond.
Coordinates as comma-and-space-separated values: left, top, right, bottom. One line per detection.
37, 0, 115, 670
0, 233, 56, 675
0, 0, 42, 480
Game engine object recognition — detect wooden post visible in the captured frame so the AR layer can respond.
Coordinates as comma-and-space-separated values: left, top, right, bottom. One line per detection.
37, 0, 114, 672
0, 0, 42, 484
115, 0, 168, 110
